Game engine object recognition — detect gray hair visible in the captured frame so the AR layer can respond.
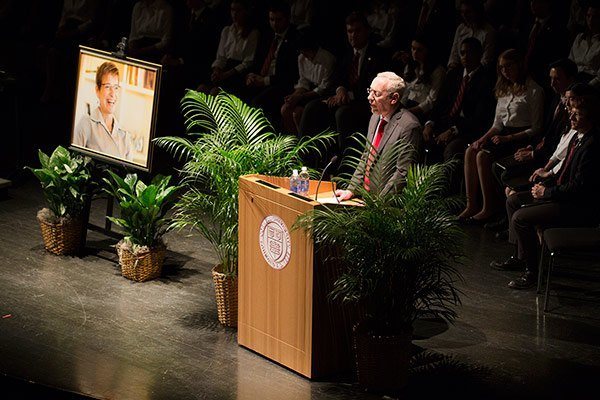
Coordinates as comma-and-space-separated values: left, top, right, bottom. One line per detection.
376, 71, 405, 97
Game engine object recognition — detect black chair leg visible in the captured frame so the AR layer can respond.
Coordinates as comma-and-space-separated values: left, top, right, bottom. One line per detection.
544, 253, 555, 312
537, 243, 546, 294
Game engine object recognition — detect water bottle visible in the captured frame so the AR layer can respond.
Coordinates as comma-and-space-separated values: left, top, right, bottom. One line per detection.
289, 169, 300, 193
299, 166, 310, 197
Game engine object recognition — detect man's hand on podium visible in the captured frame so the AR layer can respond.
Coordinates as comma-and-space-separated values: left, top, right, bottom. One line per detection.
334, 189, 354, 201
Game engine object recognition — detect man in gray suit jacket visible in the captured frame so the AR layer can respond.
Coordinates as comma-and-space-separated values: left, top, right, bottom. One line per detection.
335, 71, 422, 200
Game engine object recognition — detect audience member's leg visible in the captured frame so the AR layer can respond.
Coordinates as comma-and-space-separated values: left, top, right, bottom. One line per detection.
473, 150, 501, 220
458, 146, 481, 219
292, 105, 305, 135
508, 202, 561, 288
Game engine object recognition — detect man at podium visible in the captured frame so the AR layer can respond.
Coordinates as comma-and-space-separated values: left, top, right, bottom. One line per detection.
335, 71, 422, 200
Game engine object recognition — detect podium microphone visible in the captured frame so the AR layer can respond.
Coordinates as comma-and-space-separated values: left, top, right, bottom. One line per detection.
314, 155, 339, 203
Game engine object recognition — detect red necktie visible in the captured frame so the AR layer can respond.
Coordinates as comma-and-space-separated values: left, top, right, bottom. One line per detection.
557, 135, 580, 185
348, 51, 360, 87
364, 118, 388, 190
449, 74, 470, 118
260, 36, 279, 77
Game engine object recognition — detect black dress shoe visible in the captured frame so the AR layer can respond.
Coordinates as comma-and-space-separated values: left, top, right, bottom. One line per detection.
508, 272, 537, 289
490, 256, 525, 271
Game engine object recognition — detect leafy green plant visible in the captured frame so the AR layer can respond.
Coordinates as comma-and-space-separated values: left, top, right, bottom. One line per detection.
296, 134, 464, 334
103, 171, 180, 249
155, 90, 335, 276
27, 146, 93, 220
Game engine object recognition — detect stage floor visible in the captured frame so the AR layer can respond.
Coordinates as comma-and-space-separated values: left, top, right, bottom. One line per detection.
1, 181, 599, 399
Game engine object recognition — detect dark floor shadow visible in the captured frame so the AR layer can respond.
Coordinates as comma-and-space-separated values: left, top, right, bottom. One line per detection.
159, 250, 206, 283
179, 309, 238, 337
401, 349, 508, 400
0, 373, 97, 400
412, 317, 450, 339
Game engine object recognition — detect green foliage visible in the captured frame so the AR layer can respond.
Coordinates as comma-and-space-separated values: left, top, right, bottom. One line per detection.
295, 134, 464, 333
26, 146, 93, 218
155, 90, 335, 276
103, 171, 180, 248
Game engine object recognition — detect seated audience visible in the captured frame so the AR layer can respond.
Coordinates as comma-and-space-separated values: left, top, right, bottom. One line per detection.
246, 2, 299, 125
128, 0, 174, 63
490, 96, 600, 289
458, 49, 544, 223
569, 3, 600, 88
401, 34, 446, 121
522, 0, 569, 87
447, 0, 496, 69
299, 12, 386, 152
424, 37, 495, 164
199, 0, 259, 96
161, 0, 219, 90
290, 0, 313, 29
280, 29, 336, 135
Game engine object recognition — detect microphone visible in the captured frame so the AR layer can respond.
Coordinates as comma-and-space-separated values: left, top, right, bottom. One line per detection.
314, 155, 339, 203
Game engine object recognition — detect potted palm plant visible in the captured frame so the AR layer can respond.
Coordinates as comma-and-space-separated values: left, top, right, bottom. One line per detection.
103, 171, 180, 282
155, 90, 334, 327
295, 135, 464, 393
27, 146, 93, 255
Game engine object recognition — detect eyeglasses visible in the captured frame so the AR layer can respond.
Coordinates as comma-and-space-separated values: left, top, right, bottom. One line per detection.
100, 83, 121, 91
366, 88, 386, 97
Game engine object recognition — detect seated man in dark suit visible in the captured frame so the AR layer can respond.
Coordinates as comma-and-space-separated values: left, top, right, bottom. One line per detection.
423, 37, 496, 164
299, 12, 386, 155
246, 2, 299, 126
490, 97, 600, 289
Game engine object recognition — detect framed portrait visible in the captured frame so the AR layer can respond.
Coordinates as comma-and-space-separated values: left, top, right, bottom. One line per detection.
70, 46, 162, 172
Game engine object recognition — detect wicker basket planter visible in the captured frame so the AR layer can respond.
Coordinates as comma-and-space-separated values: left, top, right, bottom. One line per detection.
37, 212, 84, 256
212, 265, 238, 327
353, 322, 413, 392
116, 241, 166, 282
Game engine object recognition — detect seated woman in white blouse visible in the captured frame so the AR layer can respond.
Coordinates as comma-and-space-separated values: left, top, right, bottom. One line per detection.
400, 34, 446, 122
569, 4, 600, 88
458, 49, 544, 222
198, 0, 259, 96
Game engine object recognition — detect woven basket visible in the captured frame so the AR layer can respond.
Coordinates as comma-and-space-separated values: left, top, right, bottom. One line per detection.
212, 265, 238, 327
37, 215, 83, 256
117, 241, 166, 282
353, 322, 412, 392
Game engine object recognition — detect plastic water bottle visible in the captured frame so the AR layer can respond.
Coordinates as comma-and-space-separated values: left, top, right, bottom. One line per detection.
298, 166, 310, 197
289, 169, 300, 193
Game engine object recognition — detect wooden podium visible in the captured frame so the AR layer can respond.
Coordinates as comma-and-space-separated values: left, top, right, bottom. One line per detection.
237, 174, 356, 378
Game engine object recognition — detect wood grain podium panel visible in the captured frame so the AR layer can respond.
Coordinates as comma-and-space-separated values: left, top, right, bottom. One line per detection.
237, 175, 353, 378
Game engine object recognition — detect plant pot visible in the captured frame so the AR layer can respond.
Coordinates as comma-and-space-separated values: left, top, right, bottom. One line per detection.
212, 265, 238, 327
353, 321, 413, 393
37, 212, 84, 256
116, 241, 166, 282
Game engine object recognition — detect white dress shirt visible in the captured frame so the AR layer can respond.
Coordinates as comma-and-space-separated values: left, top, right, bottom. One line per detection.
212, 24, 259, 72
492, 78, 544, 137
129, 0, 173, 51
401, 65, 446, 114
550, 129, 577, 174
295, 47, 336, 96
569, 32, 600, 87
447, 22, 496, 67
